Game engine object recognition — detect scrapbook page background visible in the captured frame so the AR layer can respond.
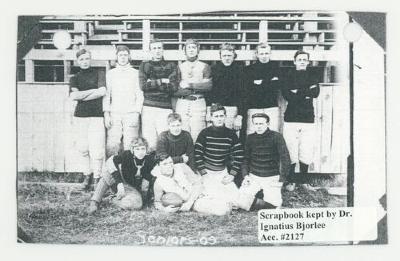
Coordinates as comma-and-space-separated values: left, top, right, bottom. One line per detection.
1, 0, 398, 258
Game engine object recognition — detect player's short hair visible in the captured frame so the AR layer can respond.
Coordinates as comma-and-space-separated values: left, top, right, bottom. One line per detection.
210, 103, 226, 115
156, 154, 172, 165
294, 50, 310, 60
116, 45, 130, 55
76, 48, 91, 59
256, 42, 271, 53
149, 38, 164, 49
184, 38, 200, 53
219, 42, 237, 59
130, 137, 148, 150
167, 112, 182, 124
251, 113, 270, 123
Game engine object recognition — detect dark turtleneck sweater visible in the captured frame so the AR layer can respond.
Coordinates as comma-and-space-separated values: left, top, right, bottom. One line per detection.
208, 62, 245, 115
242, 129, 290, 182
111, 150, 156, 190
139, 59, 179, 109
156, 130, 195, 170
281, 68, 320, 123
69, 67, 105, 117
194, 126, 244, 175
244, 61, 280, 110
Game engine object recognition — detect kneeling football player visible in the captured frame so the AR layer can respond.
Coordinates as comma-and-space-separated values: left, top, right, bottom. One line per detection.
153, 155, 234, 216
88, 137, 156, 214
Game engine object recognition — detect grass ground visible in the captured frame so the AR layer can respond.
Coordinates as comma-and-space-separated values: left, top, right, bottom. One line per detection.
17, 180, 347, 246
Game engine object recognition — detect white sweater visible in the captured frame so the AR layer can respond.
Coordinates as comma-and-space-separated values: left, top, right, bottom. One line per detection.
104, 64, 144, 113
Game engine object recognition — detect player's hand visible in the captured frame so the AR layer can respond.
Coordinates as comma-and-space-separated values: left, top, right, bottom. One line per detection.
253, 79, 263, 85
161, 78, 170, 84
104, 112, 111, 129
182, 154, 189, 163
290, 89, 298, 94
164, 205, 180, 213
221, 174, 234, 185
233, 116, 242, 130
116, 183, 125, 200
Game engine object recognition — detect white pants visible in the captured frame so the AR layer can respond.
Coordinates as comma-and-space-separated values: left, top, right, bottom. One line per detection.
247, 107, 280, 134
176, 98, 206, 142
241, 174, 283, 207
107, 112, 140, 156
283, 122, 315, 165
201, 169, 254, 211
74, 117, 105, 178
141, 106, 173, 151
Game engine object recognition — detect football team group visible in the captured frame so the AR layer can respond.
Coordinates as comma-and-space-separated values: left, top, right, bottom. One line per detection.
69, 38, 320, 215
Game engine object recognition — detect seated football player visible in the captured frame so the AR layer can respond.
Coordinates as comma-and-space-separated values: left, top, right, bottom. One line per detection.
87, 137, 156, 214
156, 112, 195, 171
153, 155, 233, 216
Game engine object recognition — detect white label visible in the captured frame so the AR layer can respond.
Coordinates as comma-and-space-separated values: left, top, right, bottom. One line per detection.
258, 207, 378, 243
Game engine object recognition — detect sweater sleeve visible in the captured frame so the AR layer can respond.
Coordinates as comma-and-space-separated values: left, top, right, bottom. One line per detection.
104, 154, 124, 184
280, 74, 307, 102
139, 62, 159, 92
276, 133, 291, 182
174, 64, 194, 97
241, 135, 252, 177
194, 130, 207, 174
185, 133, 195, 170
103, 70, 112, 112
164, 62, 179, 94
229, 131, 244, 176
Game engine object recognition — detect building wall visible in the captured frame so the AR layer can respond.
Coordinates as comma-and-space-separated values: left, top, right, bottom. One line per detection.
17, 82, 349, 174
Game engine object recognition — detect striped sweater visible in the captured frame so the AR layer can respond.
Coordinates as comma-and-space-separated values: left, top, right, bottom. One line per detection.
242, 129, 290, 181
194, 126, 244, 175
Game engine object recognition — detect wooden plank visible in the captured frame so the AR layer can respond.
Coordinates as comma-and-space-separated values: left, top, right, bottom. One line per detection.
40, 15, 339, 22
259, 20, 268, 42
310, 89, 323, 173
24, 48, 342, 61
319, 87, 334, 173
25, 60, 34, 83
142, 19, 150, 51
54, 112, 66, 172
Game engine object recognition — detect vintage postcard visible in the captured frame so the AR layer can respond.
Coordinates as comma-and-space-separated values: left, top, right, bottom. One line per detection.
12, 3, 389, 256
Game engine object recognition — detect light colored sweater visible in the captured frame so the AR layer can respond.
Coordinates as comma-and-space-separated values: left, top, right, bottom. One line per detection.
104, 64, 144, 113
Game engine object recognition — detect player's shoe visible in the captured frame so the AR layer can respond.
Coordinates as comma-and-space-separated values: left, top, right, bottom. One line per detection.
80, 174, 92, 191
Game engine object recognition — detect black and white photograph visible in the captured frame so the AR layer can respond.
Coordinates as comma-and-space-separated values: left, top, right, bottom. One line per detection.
6, 0, 392, 256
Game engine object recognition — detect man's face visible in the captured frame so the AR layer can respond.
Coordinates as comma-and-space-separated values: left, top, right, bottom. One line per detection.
116, 50, 130, 66
150, 42, 164, 61
159, 157, 174, 177
220, 50, 235, 66
252, 117, 269, 134
77, 53, 91, 69
185, 43, 199, 60
133, 145, 147, 160
256, 47, 271, 64
168, 120, 182, 136
211, 110, 226, 127
294, 53, 310, 71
